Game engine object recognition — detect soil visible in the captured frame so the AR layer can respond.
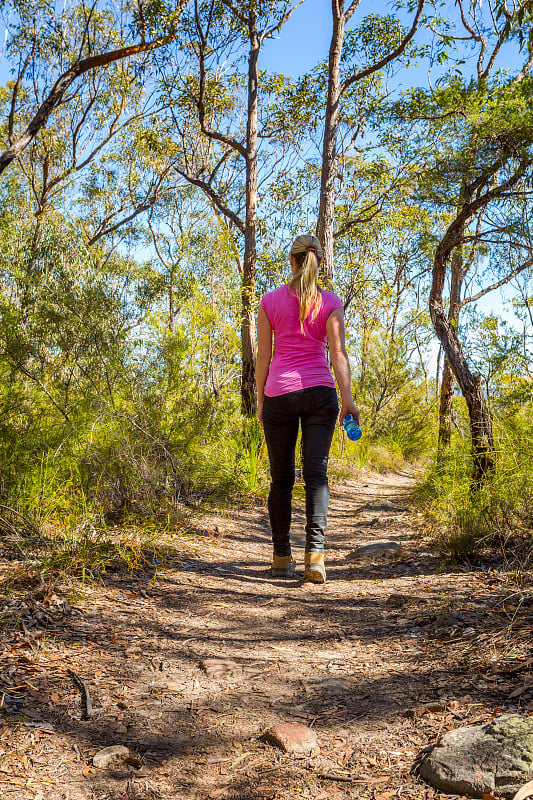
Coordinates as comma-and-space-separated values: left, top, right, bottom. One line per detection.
1, 470, 532, 800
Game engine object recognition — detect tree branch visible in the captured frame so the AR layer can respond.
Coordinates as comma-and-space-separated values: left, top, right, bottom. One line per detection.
340, 0, 425, 95
176, 168, 245, 234
219, 0, 247, 27
194, 0, 247, 158
3, 352, 70, 422
515, 49, 533, 83
0, 7, 185, 176
460, 256, 533, 306
8, 52, 32, 146
344, 0, 364, 24
333, 197, 386, 238
262, 0, 306, 42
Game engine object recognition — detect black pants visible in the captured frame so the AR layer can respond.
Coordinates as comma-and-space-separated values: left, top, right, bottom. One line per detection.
262, 386, 339, 556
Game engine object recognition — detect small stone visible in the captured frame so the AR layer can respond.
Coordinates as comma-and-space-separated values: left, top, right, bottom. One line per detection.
386, 593, 409, 607
349, 541, 401, 559
386, 593, 428, 607
150, 678, 184, 691
418, 715, 533, 798
364, 500, 404, 512
201, 658, 240, 677
264, 723, 319, 754
316, 678, 351, 695
116, 724, 128, 735
92, 745, 129, 769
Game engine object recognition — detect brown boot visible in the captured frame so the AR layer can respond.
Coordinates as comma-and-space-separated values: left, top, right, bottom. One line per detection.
270, 553, 296, 578
304, 552, 326, 584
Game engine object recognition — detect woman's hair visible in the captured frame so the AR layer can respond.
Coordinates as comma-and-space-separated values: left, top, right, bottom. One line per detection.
289, 234, 323, 332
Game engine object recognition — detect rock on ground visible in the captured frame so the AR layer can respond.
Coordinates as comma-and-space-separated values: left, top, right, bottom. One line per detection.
418, 715, 533, 798
264, 723, 319, 755
200, 658, 240, 677
349, 540, 401, 559
92, 745, 129, 769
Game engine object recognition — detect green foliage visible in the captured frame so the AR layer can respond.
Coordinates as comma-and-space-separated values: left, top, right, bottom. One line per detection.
235, 419, 268, 495
354, 335, 436, 460
417, 409, 533, 559
2, 511, 177, 592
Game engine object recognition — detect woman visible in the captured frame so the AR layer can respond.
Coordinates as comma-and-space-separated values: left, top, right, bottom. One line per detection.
256, 234, 360, 583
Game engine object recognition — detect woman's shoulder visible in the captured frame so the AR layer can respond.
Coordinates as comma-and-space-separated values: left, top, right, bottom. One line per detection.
319, 288, 343, 311
261, 284, 290, 307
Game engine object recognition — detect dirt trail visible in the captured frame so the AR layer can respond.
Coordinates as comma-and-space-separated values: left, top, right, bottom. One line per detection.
1, 471, 531, 800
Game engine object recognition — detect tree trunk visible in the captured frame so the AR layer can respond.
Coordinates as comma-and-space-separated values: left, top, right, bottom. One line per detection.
437, 243, 464, 453
430, 243, 495, 484
438, 357, 454, 451
316, 0, 344, 287
241, 13, 259, 417
468, 372, 495, 486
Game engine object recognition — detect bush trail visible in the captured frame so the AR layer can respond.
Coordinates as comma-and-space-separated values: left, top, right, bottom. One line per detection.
0, 471, 531, 800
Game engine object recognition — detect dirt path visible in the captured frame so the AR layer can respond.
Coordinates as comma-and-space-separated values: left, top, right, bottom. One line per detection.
1, 471, 531, 800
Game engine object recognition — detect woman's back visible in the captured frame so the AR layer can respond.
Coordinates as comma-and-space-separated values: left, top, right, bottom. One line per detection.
260, 284, 342, 396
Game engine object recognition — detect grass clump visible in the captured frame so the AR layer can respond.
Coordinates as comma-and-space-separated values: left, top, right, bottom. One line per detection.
0, 507, 180, 593
416, 414, 533, 560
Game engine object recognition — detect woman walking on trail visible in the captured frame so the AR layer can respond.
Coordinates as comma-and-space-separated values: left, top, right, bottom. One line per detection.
256, 234, 360, 583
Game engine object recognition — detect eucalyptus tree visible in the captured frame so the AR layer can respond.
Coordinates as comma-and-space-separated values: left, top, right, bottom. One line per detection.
316, 0, 426, 283
332, 192, 437, 450
0, 179, 143, 427
0, 0, 196, 453
160, 0, 304, 416
396, 0, 533, 483
0, 0, 188, 176
1, 62, 180, 274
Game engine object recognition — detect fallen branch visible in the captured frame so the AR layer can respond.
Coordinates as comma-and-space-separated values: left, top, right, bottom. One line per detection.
68, 669, 93, 720
318, 771, 354, 782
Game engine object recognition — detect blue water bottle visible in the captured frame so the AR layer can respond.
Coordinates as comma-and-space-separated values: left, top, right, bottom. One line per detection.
343, 414, 362, 441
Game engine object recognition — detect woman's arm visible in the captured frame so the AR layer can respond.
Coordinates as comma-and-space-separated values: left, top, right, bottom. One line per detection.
256, 305, 273, 425
326, 307, 361, 426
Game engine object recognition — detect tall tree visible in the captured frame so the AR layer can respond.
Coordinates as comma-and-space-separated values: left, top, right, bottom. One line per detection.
164, 0, 303, 415
316, 0, 425, 283
389, 0, 533, 483
0, 0, 187, 176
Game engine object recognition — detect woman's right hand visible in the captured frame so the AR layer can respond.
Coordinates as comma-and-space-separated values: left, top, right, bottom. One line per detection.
339, 399, 361, 427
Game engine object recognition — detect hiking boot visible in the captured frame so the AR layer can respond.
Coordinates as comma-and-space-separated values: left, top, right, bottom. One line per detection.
270, 553, 296, 578
304, 552, 326, 584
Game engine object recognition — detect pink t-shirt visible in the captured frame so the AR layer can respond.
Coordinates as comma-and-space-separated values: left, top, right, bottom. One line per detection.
260, 284, 343, 397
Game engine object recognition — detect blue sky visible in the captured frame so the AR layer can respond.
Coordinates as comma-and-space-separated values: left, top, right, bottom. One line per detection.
261, 0, 334, 76
260, 0, 432, 81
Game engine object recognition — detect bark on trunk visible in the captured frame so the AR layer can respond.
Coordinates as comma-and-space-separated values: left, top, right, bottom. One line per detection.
240, 14, 259, 417
430, 244, 495, 484
316, 0, 344, 287
469, 372, 495, 485
437, 244, 464, 453
438, 357, 454, 451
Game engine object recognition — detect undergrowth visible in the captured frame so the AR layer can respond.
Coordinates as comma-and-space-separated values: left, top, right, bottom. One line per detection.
416, 414, 533, 561
0, 508, 183, 595
0, 386, 435, 592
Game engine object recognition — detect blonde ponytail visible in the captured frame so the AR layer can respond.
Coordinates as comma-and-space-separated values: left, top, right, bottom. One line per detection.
289, 234, 323, 332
